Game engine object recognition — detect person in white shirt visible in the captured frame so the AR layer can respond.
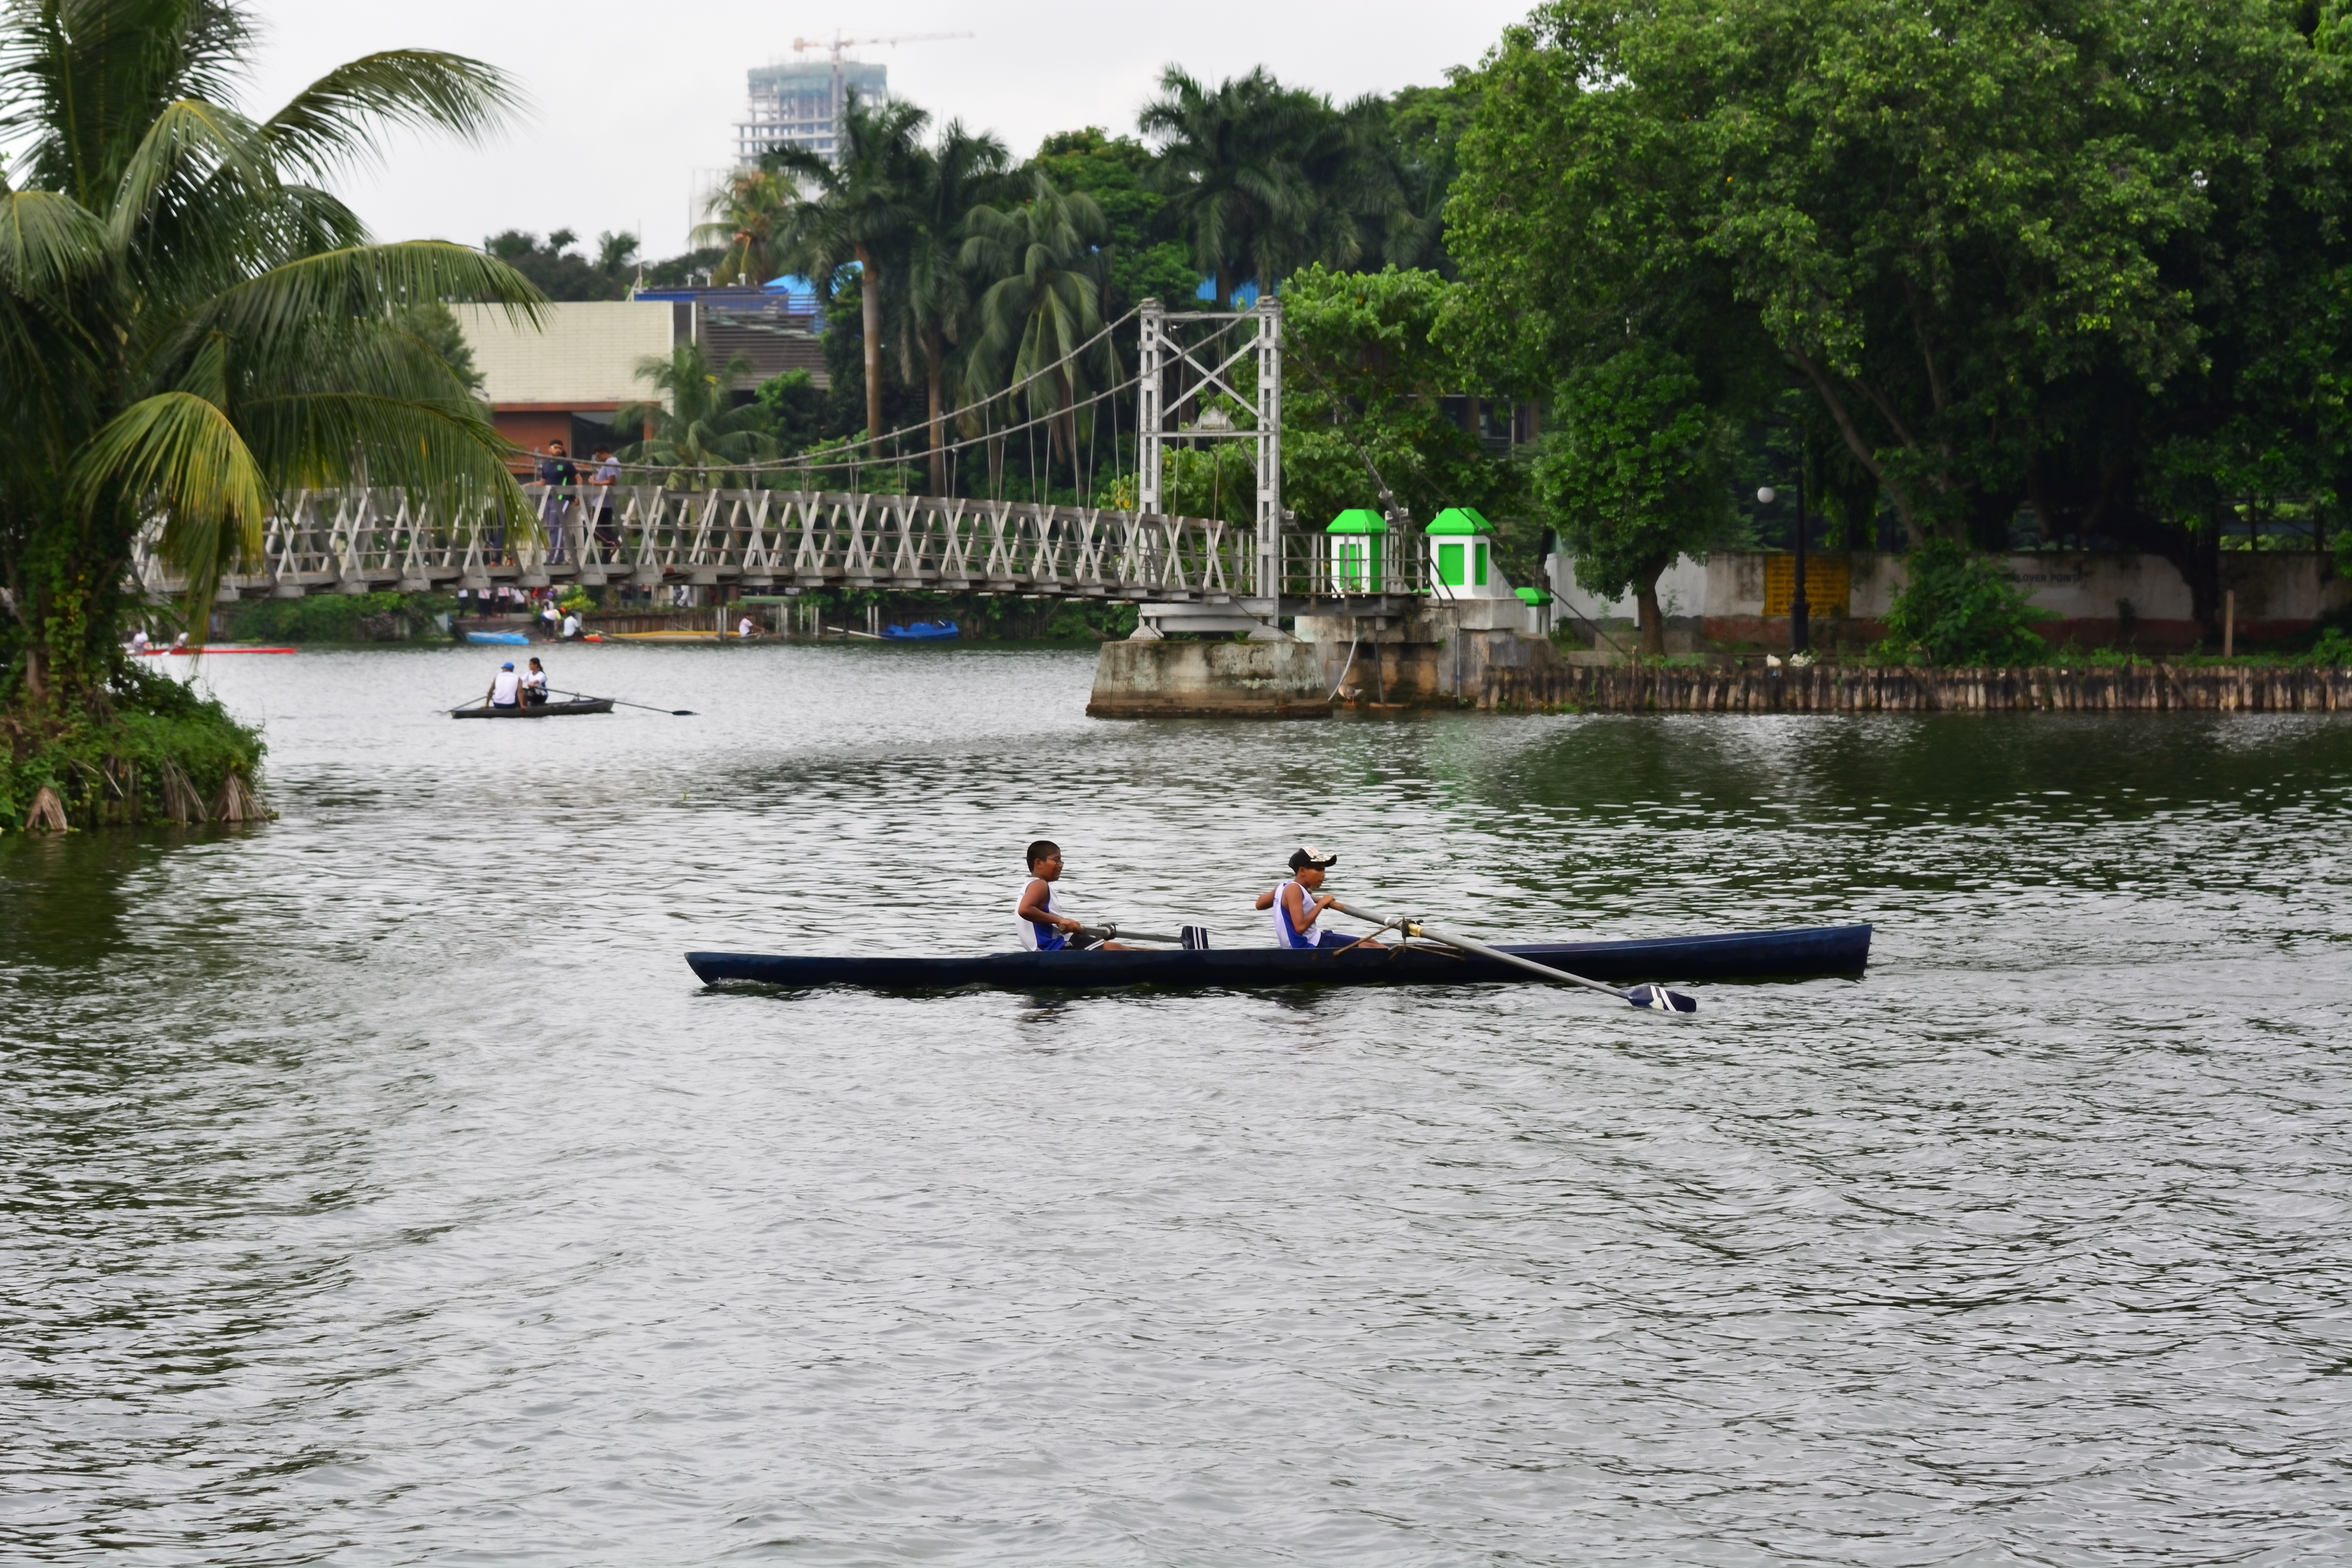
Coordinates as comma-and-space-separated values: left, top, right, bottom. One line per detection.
1015, 840, 1131, 951
128, 628, 150, 654
523, 657, 551, 706
737, 614, 756, 638
561, 610, 582, 640
1255, 845, 1384, 950
486, 661, 523, 709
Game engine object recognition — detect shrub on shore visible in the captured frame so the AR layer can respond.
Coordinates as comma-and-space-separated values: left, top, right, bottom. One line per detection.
1876, 543, 2053, 666
3, 664, 264, 832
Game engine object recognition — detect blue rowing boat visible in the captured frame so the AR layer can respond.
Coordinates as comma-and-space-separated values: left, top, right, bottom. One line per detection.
882, 620, 958, 640
464, 630, 532, 646
686, 922, 1870, 992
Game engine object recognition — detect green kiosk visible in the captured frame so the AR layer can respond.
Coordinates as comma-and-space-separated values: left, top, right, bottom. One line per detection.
1325, 508, 1388, 593
1426, 507, 1509, 598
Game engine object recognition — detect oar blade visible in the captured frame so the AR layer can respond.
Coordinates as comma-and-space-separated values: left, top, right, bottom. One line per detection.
1625, 983, 1698, 1014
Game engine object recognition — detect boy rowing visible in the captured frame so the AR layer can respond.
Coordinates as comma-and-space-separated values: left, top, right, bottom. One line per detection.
1015, 840, 1131, 951
1257, 845, 1384, 950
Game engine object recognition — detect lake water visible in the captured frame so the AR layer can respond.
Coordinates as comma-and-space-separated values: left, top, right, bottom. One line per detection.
4, 644, 2350, 1566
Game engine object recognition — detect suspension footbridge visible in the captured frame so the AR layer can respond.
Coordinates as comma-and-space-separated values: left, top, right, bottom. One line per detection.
133, 299, 1432, 628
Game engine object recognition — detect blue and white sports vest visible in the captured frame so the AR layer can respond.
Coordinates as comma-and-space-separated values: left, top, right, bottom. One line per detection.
1270, 880, 1321, 947
1018, 882, 1073, 951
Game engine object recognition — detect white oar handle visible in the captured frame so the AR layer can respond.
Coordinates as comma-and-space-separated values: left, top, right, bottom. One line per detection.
1327, 899, 1693, 1012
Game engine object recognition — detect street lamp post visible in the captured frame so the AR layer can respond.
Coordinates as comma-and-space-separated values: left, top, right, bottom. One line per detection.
1756, 478, 1810, 654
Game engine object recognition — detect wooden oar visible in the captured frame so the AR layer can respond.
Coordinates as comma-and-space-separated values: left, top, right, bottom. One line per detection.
552, 687, 695, 716
1328, 898, 1698, 1013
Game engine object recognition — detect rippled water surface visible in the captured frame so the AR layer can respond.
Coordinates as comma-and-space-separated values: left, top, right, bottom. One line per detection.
4, 644, 2350, 1566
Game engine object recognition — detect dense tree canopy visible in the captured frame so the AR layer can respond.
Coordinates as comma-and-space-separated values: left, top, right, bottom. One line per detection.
0, 0, 535, 733
1448, 0, 2352, 630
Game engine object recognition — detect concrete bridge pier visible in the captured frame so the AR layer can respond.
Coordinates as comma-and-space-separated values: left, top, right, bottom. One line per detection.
1088, 598, 1562, 717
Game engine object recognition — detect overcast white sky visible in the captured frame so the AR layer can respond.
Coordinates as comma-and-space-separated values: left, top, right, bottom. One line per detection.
239, 0, 1532, 260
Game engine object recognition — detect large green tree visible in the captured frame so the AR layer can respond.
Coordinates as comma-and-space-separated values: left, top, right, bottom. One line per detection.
898, 120, 1010, 493
1279, 263, 1519, 541
0, 0, 535, 734
1139, 66, 1335, 307
1449, 0, 2352, 634
1536, 342, 1740, 653
961, 172, 1115, 490
767, 94, 931, 453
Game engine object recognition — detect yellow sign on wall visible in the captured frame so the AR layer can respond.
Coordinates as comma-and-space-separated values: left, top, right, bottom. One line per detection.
1763, 553, 1850, 616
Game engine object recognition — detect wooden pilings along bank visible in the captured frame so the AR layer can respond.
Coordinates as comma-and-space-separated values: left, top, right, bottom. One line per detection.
1484, 664, 2352, 714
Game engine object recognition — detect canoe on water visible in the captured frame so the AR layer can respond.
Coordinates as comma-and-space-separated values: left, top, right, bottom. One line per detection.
686, 922, 1871, 992
463, 630, 533, 646
450, 698, 616, 718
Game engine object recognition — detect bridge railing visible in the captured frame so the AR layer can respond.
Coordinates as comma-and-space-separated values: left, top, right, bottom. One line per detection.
133, 487, 1262, 601
1277, 530, 1434, 602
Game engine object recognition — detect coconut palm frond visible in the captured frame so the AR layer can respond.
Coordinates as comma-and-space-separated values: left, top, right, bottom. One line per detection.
0, 188, 108, 291
70, 386, 270, 612
261, 49, 520, 178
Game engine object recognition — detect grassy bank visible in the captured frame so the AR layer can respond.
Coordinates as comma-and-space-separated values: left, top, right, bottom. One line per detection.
4, 663, 265, 831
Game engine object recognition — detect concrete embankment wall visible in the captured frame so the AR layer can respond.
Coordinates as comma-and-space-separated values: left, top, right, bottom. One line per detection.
1088, 641, 1333, 718
1484, 664, 2352, 713
1552, 550, 2349, 651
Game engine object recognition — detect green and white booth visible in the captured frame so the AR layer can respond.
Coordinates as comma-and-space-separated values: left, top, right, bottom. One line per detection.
1325, 508, 1388, 593
1426, 507, 1513, 599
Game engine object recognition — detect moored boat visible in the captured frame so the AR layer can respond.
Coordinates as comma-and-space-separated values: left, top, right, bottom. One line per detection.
686, 922, 1870, 991
463, 630, 532, 646
882, 620, 958, 640
451, 698, 616, 718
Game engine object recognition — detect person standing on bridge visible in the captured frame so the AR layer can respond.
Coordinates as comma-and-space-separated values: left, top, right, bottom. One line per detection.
536, 440, 578, 564
589, 445, 621, 556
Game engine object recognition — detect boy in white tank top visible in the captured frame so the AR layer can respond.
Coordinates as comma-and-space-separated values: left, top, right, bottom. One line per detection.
1016, 840, 1131, 951
1256, 845, 1384, 949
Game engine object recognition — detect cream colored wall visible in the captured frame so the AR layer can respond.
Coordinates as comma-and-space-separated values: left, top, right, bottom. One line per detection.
452, 302, 674, 407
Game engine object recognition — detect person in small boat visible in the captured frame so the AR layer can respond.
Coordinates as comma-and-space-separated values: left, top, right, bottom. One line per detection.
486, 661, 523, 710
1016, 840, 1131, 951
522, 657, 551, 706
1256, 846, 1384, 950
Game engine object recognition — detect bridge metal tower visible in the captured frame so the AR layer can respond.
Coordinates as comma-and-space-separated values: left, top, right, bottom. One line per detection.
1135, 296, 1285, 636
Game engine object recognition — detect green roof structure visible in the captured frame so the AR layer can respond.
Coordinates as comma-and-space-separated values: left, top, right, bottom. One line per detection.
1426, 507, 1491, 536
1325, 509, 1388, 533
1516, 586, 1546, 606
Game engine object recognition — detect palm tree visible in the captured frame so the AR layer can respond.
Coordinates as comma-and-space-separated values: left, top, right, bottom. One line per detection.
898, 121, 1010, 493
961, 172, 1114, 491
0, 0, 536, 718
1138, 66, 1332, 307
766, 94, 930, 453
694, 166, 796, 287
610, 343, 776, 487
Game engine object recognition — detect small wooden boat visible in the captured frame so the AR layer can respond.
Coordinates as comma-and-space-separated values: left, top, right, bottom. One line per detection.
686, 922, 1870, 992
451, 698, 616, 718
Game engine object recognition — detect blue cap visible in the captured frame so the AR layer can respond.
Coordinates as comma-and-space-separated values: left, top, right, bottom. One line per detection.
501, 661, 513, 669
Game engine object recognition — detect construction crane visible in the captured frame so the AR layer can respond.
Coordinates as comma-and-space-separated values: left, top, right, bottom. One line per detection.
791, 32, 973, 155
